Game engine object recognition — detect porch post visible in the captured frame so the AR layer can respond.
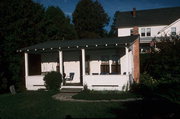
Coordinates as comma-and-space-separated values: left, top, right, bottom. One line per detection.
59, 51, 63, 76
109, 60, 112, 74
81, 49, 86, 76
24, 52, 29, 77
125, 47, 129, 75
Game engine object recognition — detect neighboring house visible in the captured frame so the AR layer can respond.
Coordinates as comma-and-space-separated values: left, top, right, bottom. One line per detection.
116, 7, 180, 52
18, 35, 140, 91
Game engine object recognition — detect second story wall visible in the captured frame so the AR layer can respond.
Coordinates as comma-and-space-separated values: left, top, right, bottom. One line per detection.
118, 19, 180, 38
157, 19, 180, 36
118, 25, 166, 37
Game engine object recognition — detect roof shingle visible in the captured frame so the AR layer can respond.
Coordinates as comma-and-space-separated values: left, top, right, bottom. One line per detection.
116, 7, 180, 28
19, 35, 139, 52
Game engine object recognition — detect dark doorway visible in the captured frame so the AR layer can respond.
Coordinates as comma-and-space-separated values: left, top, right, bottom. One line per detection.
79, 54, 83, 85
28, 54, 41, 75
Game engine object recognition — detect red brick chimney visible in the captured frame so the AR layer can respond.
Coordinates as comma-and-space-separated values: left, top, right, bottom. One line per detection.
133, 37, 140, 83
133, 8, 136, 17
133, 26, 139, 35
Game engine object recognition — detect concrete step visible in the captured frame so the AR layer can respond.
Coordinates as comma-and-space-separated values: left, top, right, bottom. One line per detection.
60, 88, 83, 93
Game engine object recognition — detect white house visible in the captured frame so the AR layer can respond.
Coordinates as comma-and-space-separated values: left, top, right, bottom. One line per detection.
18, 35, 140, 91
116, 7, 180, 52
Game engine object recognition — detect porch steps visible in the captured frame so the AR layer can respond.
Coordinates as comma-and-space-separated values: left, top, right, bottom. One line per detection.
60, 88, 83, 93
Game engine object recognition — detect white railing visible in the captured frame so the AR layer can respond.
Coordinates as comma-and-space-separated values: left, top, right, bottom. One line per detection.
26, 75, 45, 90
26, 74, 131, 91
83, 75, 130, 91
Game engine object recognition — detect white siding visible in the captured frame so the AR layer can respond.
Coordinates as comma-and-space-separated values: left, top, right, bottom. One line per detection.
26, 75, 45, 90
157, 19, 180, 36
118, 28, 132, 37
86, 48, 127, 75
64, 51, 80, 83
118, 25, 166, 37
120, 55, 127, 74
83, 75, 129, 91
118, 20, 180, 38
41, 53, 58, 72
139, 25, 166, 37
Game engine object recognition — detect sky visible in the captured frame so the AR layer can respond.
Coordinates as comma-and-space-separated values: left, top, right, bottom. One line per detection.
33, 0, 180, 31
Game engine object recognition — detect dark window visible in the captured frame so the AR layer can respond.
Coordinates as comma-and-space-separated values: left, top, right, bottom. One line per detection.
85, 55, 90, 75
130, 29, 133, 36
141, 28, 145, 36
101, 65, 109, 74
100, 56, 109, 74
111, 55, 120, 74
171, 27, 176, 35
28, 54, 41, 75
146, 28, 151, 36
111, 65, 120, 74
56, 57, 60, 72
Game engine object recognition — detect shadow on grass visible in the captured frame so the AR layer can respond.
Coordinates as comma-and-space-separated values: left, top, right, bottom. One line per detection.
110, 99, 180, 119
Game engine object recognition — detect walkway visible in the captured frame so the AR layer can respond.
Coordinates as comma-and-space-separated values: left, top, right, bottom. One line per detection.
52, 88, 142, 102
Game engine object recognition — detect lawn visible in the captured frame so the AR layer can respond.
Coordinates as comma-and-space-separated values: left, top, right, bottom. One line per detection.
0, 91, 121, 119
72, 90, 141, 100
0, 91, 179, 119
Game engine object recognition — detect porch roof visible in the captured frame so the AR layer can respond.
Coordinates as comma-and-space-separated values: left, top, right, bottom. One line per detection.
18, 35, 139, 52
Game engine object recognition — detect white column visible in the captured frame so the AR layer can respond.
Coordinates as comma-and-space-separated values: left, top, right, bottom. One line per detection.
81, 49, 85, 76
24, 53, 29, 77
109, 60, 112, 73
59, 51, 63, 76
125, 47, 129, 75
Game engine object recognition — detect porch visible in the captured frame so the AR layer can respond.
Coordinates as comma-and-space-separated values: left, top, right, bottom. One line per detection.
19, 36, 139, 90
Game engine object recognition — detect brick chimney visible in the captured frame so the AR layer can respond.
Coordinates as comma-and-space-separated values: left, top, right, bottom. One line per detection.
133, 8, 136, 17
133, 37, 140, 83
132, 26, 139, 35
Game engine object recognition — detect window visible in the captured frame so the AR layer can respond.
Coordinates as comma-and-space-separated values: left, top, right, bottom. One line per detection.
85, 55, 90, 75
171, 27, 176, 35
146, 28, 151, 36
28, 54, 41, 75
130, 29, 133, 36
100, 56, 109, 74
111, 55, 120, 74
141, 28, 145, 36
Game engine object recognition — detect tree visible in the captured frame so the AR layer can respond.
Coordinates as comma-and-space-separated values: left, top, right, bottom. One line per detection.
44, 6, 77, 40
135, 35, 180, 104
0, 0, 46, 93
73, 0, 109, 39
143, 35, 180, 80
0, 0, 79, 93
109, 11, 120, 37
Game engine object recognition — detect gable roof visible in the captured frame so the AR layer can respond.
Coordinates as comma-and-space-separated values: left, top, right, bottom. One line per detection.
18, 35, 139, 52
116, 7, 180, 28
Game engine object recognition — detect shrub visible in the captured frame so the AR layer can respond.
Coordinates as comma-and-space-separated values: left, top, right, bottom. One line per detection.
131, 73, 180, 104
43, 71, 62, 90
83, 84, 90, 92
130, 72, 158, 98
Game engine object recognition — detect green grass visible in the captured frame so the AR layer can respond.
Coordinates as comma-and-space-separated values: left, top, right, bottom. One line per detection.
0, 91, 122, 119
0, 91, 178, 119
72, 90, 141, 100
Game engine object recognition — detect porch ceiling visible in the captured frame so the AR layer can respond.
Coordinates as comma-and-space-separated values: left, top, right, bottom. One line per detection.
18, 35, 139, 53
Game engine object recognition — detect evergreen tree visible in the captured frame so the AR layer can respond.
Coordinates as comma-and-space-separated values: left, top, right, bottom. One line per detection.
0, 0, 77, 93
45, 6, 77, 40
0, 0, 46, 93
73, 0, 109, 39
109, 11, 120, 37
